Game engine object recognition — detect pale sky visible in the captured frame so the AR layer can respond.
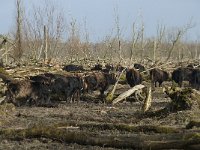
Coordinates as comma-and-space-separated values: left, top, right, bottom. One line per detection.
0, 0, 200, 42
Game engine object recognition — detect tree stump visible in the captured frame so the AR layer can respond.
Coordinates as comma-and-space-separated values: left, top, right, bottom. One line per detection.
164, 87, 200, 112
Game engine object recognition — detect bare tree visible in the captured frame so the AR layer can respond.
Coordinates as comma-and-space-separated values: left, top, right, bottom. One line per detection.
43, 25, 48, 62
81, 18, 91, 61
129, 22, 140, 64
140, 21, 145, 63
66, 18, 82, 63
14, 0, 23, 61
114, 6, 123, 63
165, 21, 194, 62
23, 0, 66, 62
153, 23, 165, 63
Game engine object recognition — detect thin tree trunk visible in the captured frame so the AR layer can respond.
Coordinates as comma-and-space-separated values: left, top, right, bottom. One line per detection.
43, 25, 48, 62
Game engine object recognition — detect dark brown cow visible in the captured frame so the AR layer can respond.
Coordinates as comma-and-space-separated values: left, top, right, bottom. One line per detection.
134, 63, 146, 72
83, 71, 116, 96
4, 79, 51, 107
150, 68, 169, 87
29, 74, 52, 85
31, 73, 84, 103
102, 63, 115, 73
1, 71, 86, 105
172, 67, 193, 87
0, 73, 50, 106
126, 68, 142, 87
63, 64, 84, 72
91, 64, 103, 71
190, 68, 200, 90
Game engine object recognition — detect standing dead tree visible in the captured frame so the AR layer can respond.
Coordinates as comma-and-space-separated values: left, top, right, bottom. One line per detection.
165, 22, 194, 62
0, 37, 8, 66
43, 25, 48, 63
66, 19, 82, 63
153, 23, 165, 64
129, 17, 147, 65
23, 1, 66, 63
129, 22, 140, 65
114, 6, 123, 63
81, 18, 91, 62
14, 0, 23, 62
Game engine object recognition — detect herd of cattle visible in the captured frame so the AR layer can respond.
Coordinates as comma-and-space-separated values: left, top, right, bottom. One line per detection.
0, 62, 200, 106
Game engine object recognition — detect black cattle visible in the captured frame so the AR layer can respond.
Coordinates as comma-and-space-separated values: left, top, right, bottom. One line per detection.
91, 64, 103, 71
172, 67, 193, 87
63, 64, 84, 72
187, 64, 195, 68
150, 68, 169, 87
31, 73, 85, 103
31, 73, 65, 81
83, 72, 116, 96
29, 74, 52, 85
4, 79, 51, 107
134, 63, 145, 72
50, 75, 84, 103
102, 63, 115, 73
126, 68, 142, 87
190, 69, 200, 89
0, 73, 51, 106
65, 75, 85, 103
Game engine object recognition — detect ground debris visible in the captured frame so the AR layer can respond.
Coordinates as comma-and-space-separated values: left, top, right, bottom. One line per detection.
0, 122, 200, 149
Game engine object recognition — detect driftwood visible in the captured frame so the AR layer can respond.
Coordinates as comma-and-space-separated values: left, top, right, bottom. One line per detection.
0, 123, 200, 149
112, 84, 146, 105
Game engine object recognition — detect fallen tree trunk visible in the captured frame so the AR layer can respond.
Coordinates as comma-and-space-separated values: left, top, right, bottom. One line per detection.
11, 113, 182, 134
0, 124, 200, 149
54, 121, 181, 134
112, 84, 146, 105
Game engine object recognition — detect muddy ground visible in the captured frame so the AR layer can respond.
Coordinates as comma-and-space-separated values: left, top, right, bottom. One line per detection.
0, 66, 200, 150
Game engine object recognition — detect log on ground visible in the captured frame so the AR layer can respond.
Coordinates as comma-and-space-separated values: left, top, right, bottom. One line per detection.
112, 84, 146, 105
0, 123, 200, 149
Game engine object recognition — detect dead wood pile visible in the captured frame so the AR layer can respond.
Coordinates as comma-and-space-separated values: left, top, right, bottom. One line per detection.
164, 87, 200, 112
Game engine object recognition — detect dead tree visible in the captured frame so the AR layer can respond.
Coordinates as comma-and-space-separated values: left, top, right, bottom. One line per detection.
14, 0, 23, 61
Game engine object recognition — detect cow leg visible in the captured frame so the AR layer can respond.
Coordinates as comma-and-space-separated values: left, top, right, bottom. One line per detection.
99, 88, 105, 97
155, 81, 157, 87
72, 90, 80, 103
69, 90, 75, 103
178, 81, 182, 87
76, 90, 80, 103
159, 81, 162, 87
69, 95, 73, 103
